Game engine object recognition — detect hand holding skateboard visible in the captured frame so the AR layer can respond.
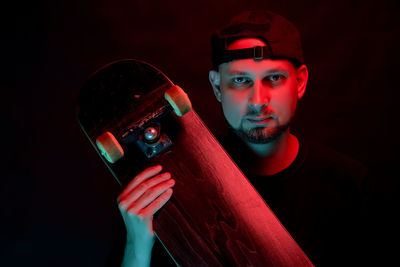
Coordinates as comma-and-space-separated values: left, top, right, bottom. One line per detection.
118, 165, 175, 235
118, 165, 175, 266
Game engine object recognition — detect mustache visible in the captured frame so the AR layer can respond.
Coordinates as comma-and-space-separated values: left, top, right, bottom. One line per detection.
246, 105, 273, 117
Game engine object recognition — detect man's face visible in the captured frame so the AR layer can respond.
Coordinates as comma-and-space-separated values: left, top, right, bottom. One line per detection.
209, 39, 308, 144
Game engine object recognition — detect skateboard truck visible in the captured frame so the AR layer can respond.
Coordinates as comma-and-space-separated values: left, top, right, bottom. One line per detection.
129, 85, 191, 159
136, 124, 172, 159
95, 84, 191, 163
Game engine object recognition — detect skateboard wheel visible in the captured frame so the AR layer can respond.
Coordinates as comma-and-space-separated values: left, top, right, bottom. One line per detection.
164, 85, 192, 116
95, 132, 124, 163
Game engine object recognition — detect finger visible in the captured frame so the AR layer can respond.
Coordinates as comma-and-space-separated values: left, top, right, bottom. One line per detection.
118, 165, 163, 200
138, 188, 173, 218
119, 172, 172, 208
127, 179, 175, 214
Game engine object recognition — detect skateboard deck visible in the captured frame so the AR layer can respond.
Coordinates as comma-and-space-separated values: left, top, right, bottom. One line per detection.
76, 59, 313, 266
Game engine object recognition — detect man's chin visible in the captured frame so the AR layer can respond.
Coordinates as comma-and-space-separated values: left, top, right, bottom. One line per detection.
234, 125, 289, 144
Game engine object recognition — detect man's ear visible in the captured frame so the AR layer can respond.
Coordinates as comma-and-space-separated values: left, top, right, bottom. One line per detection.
296, 65, 308, 100
209, 70, 222, 102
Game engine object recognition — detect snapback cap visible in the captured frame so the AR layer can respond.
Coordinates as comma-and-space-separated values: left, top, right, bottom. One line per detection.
211, 10, 304, 70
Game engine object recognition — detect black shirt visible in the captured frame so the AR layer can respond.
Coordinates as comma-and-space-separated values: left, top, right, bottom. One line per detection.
220, 134, 369, 266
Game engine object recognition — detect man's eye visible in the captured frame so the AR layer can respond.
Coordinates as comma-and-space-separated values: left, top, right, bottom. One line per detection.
229, 76, 252, 89
233, 77, 250, 84
268, 74, 284, 82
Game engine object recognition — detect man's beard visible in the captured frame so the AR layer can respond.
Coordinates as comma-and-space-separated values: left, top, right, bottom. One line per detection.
233, 123, 290, 144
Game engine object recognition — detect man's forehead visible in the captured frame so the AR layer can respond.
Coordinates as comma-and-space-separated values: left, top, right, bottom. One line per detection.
227, 38, 267, 50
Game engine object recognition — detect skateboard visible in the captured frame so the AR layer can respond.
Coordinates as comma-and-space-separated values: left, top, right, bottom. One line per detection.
76, 59, 313, 266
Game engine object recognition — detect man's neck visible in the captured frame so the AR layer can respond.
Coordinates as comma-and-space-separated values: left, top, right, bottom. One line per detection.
240, 131, 299, 176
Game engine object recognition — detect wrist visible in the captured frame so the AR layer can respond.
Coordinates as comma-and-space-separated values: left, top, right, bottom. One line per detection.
122, 240, 154, 267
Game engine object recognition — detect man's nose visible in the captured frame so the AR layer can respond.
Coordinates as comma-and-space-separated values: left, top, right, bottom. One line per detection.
248, 79, 269, 107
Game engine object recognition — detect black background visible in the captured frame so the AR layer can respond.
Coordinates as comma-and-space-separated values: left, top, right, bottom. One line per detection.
3, 0, 399, 266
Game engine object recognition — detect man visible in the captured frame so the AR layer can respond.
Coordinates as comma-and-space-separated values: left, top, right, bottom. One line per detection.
116, 10, 368, 266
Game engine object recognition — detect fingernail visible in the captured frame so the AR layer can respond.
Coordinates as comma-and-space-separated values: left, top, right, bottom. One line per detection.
160, 172, 170, 179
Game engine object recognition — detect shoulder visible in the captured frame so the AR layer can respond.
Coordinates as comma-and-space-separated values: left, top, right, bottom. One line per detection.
300, 138, 368, 189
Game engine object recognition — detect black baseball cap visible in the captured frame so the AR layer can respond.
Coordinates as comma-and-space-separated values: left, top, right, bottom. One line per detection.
211, 10, 304, 70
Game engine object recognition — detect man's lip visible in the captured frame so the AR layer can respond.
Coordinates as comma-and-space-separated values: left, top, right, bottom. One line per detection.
247, 116, 274, 123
